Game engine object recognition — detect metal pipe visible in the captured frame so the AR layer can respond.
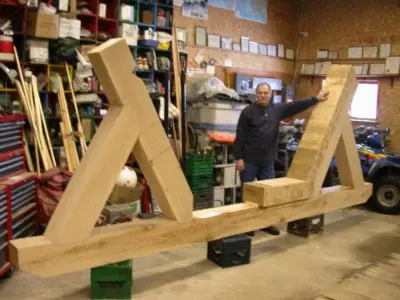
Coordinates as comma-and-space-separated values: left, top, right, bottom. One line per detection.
180, 70, 187, 170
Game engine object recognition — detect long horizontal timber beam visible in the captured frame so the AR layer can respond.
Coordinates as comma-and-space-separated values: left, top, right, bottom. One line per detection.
10, 183, 372, 277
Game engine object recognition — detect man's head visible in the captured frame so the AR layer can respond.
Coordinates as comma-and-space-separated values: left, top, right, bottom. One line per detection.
255, 83, 272, 107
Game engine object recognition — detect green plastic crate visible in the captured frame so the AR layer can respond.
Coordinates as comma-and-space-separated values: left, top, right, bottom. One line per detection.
91, 260, 132, 300
187, 176, 213, 192
185, 152, 214, 175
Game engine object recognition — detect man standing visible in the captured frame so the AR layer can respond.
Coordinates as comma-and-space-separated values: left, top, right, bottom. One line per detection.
233, 83, 329, 235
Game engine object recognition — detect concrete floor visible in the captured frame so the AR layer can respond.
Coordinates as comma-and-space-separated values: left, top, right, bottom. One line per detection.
0, 206, 399, 300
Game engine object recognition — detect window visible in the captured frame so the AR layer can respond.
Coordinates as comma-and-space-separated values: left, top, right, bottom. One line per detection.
322, 80, 379, 120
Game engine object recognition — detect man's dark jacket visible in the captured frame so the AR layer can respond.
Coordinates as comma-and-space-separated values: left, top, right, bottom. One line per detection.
233, 97, 318, 165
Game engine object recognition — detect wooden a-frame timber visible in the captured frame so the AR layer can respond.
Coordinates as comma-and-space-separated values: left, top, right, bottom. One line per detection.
9, 39, 372, 278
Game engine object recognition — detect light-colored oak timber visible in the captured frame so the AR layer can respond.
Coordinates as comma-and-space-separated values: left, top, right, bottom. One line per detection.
10, 183, 371, 277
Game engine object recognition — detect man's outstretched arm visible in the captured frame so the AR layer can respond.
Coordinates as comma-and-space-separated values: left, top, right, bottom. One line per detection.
279, 90, 329, 119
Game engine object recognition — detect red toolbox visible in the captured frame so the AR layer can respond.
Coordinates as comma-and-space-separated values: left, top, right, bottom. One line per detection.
0, 172, 39, 278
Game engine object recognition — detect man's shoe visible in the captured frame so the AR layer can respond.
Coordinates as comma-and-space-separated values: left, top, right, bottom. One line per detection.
262, 226, 280, 236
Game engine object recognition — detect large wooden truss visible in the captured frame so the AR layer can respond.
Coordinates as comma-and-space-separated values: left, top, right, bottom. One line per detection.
9, 39, 372, 277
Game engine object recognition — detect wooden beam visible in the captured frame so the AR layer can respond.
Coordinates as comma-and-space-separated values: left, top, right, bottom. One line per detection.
9, 183, 372, 277
65, 62, 88, 155
88, 38, 192, 222
287, 65, 358, 196
43, 38, 193, 245
133, 120, 193, 219
44, 108, 140, 244
244, 178, 310, 207
334, 118, 364, 188
244, 65, 360, 207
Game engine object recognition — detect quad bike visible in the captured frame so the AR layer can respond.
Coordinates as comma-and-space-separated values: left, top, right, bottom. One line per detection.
353, 126, 400, 215
278, 122, 400, 214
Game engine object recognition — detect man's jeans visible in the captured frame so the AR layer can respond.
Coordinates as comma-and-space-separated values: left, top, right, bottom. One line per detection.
239, 160, 275, 201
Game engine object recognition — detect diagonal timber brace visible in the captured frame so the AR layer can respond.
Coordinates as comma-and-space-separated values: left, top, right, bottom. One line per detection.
9, 39, 372, 278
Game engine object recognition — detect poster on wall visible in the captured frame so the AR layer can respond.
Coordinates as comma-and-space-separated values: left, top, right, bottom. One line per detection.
235, 0, 267, 24
182, 0, 208, 20
209, 0, 235, 10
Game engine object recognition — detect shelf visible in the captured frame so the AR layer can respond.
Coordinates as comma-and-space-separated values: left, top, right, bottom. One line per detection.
0, 60, 15, 64
12, 202, 36, 220
156, 26, 172, 31
78, 12, 97, 18
24, 62, 48, 66
138, 22, 156, 28
156, 48, 172, 53
300, 74, 399, 78
80, 38, 98, 43
157, 3, 173, 9
119, 20, 136, 25
99, 17, 117, 23
0, 2, 20, 7
0, 88, 17, 92
214, 163, 235, 168
298, 58, 388, 62
136, 69, 154, 73
300, 73, 399, 88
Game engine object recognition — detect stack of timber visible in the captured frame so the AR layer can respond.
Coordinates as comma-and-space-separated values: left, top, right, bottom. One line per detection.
14, 47, 55, 175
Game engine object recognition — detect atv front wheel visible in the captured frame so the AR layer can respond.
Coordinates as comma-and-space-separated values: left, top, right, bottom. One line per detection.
372, 175, 400, 215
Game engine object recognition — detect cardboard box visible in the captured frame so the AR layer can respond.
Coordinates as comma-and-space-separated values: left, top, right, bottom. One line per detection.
102, 202, 141, 223
142, 10, 153, 24
27, 12, 59, 39
119, 24, 138, 46
27, 39, 49, 63
120, 4, 134, 22
108, 184, 144, 205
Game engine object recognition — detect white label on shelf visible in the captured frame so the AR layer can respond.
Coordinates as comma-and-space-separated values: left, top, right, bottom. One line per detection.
99, 4, 107, 18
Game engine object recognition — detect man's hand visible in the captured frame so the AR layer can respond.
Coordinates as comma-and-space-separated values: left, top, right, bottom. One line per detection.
236, 159, 245, 172
317, 89, 329, 101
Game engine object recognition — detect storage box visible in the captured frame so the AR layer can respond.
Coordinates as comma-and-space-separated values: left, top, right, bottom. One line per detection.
287, 214, 324, 238
213, 187, 224, 207
193, 191, 213, 210
187, 100, 247, 132
102, 202, 140, 223
28, 39, 49, 63
27, 12, 59, 39
120, 4, 134, 22
59, 17, 81, 40
119, 24, 138, 46
223, 166, 237, 187
142, 10, 153, 24
207, 234, 251, 268
91, 260, 132, 300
